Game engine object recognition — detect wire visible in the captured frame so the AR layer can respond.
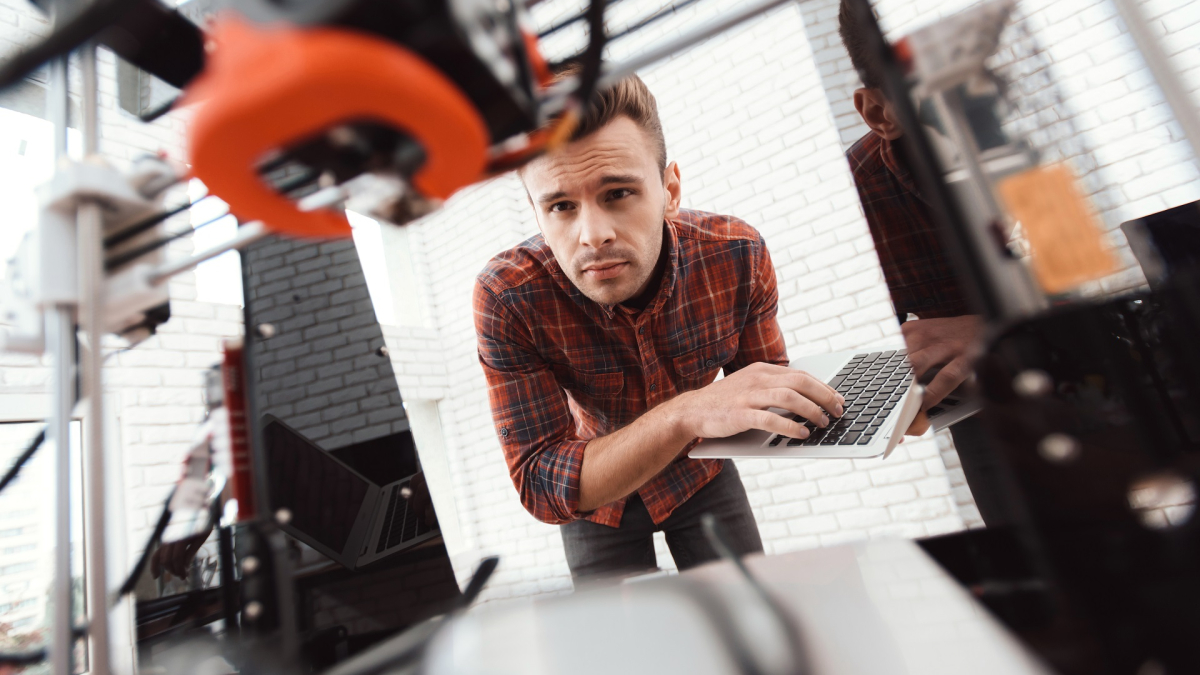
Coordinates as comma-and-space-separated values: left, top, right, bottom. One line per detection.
0, 428, 45, 495
454, 555, 499, 610
323, 556, 501, 675
105, 195, 210, 249
104, 169, 319, 271
105, 209, 233, 272
701, 513, 810, 675
138, 93, 181, 124
573, 0, 609, 112
0, 648, 46, 667
116, 486, 175, 598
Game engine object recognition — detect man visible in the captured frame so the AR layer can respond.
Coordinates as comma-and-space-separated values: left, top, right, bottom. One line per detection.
838, 0, 1010, 526
473, 70, 843, 582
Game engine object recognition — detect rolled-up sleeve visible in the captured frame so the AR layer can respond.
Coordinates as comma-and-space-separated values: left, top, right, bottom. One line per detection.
725, 232, 789, 373
473, 281, 586, 524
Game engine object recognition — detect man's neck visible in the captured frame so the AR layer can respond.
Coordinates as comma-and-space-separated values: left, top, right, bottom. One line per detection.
619, 224, 670, 313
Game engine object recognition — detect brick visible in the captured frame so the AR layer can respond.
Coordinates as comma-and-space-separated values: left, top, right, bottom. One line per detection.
786, 514, 838, 536
861, 484, 918, 508
816, 471, 871, 495
889, 497, 953, 521
763, 500, 812, 521
810, 492, 860, 514
868, 461, 926, 486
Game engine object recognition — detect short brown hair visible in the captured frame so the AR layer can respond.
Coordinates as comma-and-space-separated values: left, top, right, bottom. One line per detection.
549, 63, 668, 173
838, 0, 885, 90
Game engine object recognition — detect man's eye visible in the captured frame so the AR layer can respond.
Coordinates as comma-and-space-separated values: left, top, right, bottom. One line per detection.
549, 201, 574, 213
608, 188, 634, 200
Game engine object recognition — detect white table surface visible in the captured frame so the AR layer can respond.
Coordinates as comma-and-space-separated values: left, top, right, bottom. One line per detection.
424, 538, 1051, 675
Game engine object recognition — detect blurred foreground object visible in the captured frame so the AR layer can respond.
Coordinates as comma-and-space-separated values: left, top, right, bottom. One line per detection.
424, 540, 1050, 675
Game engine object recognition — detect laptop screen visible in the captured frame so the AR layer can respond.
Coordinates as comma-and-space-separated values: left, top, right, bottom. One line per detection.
1122, 201, 1200, 288
263, 418, 370, 554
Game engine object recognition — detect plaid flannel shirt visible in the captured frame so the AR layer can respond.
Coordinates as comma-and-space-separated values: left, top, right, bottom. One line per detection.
847, 132, 971, 319
474, 209, 787, 527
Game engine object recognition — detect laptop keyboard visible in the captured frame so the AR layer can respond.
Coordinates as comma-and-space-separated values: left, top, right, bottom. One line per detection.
375, 478, 436, 554
766, 350, 911, 448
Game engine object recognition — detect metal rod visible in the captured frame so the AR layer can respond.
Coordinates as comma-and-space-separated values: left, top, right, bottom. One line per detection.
78, 201, 109, 675
604, 0, 705, 44
597, 0, 792, 87
48, 309, 74, 675
1112, 0, 1200, 173
537, 0, 623, 39
47, 47, 74, 675
147, 185, 348, 286
81, 43, 98, 156
849, 0, 1005, 322
148, 221, 268, 285
931, 88, 1043, 318
77, 40, 110, 675
539, 0, 793, 116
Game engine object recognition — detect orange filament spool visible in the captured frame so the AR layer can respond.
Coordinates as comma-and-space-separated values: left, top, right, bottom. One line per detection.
185, 16, 489, 238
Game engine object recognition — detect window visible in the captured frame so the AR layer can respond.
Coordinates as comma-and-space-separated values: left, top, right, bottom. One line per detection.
0, 421, 86, 674
0, 108, 79, 278
187, 178, 244, 306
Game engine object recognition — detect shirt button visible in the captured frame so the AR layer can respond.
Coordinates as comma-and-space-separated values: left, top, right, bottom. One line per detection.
649, 383, 657, 392
500, 427, 509, 438
638, 326, 645, 335
705, 359, 716, 368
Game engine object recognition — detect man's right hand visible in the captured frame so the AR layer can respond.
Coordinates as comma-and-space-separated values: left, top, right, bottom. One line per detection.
667, 362, 845, 441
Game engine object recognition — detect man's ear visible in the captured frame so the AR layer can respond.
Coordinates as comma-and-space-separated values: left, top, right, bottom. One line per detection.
853, 87, 904, 141
523, 184, 545, 234
663, 161, 682, 220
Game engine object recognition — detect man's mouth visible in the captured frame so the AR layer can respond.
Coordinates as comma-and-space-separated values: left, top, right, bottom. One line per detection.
581, 261, 629, 281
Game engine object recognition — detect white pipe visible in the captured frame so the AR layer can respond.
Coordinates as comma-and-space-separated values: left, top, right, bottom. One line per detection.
78, 41, 111, 675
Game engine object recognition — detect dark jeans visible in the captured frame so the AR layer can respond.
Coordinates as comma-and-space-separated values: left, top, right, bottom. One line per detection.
949, 416, 1017, 528
560, 460, 763, 584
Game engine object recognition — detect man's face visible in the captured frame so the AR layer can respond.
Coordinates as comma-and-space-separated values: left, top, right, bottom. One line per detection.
523, 116, 681, 306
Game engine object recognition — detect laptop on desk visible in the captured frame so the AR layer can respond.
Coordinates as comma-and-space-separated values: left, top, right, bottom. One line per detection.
689, 347, 980, 460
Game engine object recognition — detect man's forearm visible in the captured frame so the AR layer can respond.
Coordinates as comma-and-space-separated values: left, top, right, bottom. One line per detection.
577, 393, 697, 512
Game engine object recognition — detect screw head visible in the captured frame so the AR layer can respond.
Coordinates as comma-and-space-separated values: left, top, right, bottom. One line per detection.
256, 323, 276, 339
275, 508, 293, 525
1128, 472, 1197, 530
327, 125, 357, 147
243, 601, 264, 620
1038, 433, 1081, 464
240, 556, 259, 575
1013, 369, 1053, 398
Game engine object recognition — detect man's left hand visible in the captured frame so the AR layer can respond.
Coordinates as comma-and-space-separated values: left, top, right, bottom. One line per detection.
901, 315, 982, 412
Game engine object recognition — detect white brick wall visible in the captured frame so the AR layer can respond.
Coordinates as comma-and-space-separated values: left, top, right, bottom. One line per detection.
4, 0, 1199, 612
388, 0, 1200, 603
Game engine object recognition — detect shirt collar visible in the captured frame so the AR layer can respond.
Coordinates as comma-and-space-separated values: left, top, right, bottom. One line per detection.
544, 218, 681, 322
879, 135, 923, 200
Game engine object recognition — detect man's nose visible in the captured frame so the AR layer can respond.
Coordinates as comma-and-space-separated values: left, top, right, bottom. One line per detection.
577, 206, 616, 249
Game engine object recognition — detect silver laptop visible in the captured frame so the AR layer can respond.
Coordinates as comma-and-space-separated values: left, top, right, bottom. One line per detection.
262, 415, 439, 569
689, 349, 979, 460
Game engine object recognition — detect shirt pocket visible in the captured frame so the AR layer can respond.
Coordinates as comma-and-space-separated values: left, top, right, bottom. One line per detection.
555, 366, 626, 400
671, 333, 740, 391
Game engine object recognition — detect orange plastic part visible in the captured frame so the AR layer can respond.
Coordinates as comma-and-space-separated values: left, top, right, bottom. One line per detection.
185, 16, 489, 238
522, 29, 553, 88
